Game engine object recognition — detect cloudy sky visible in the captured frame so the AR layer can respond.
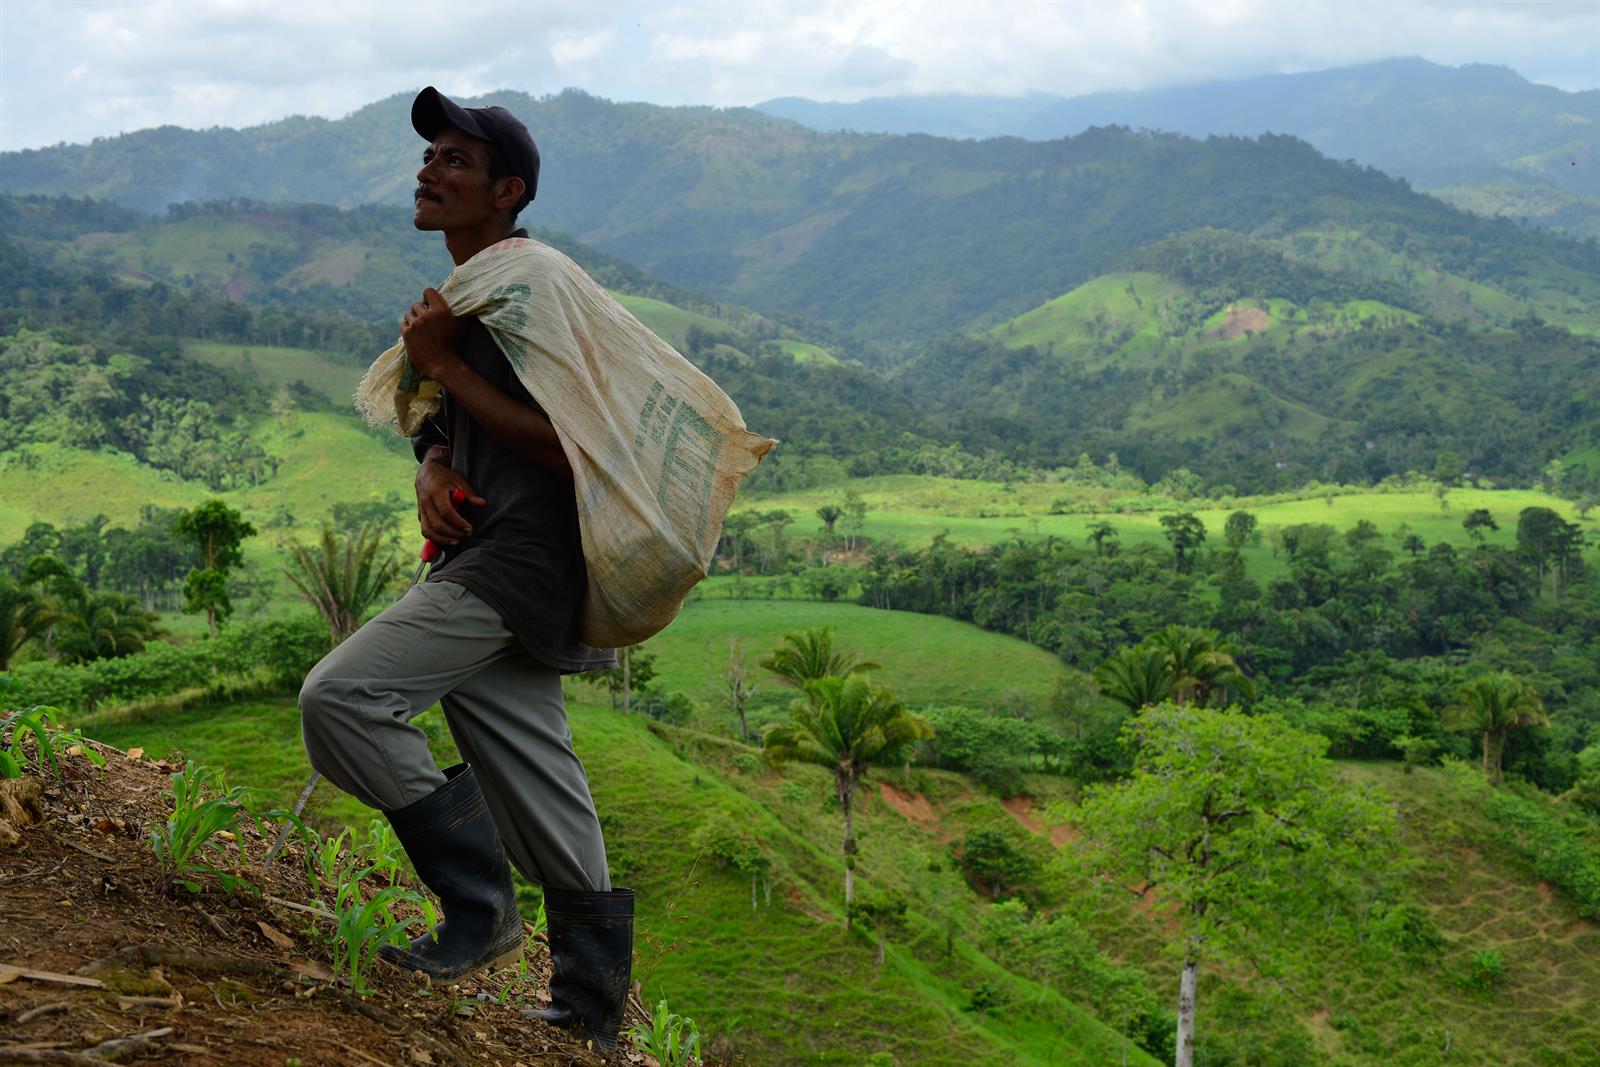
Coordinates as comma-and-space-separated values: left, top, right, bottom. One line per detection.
1, 0, 1595, 152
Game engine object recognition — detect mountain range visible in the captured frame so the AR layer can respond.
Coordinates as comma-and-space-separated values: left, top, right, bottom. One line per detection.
758, 57, 1600, 238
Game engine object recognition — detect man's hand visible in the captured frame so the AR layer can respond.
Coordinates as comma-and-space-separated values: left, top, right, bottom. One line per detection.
401, 287, 462, 379
416, 451, 487, 545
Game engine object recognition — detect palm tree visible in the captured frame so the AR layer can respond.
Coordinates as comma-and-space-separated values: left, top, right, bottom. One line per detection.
1094, 645, 1175, 710
0, 578, 52, 670
50, 582, 160, 663
815, 504, 844, 536
1448, 672, 1548, 784
764, 675, 932, 927
1143, 625, 1256, 707
280, 523, 401, 647
759, 627, 879, 688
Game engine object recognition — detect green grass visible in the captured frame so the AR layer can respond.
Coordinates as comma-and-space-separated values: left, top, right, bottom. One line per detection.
184, 339, 365, 404
641, 597, 1065, 728
772, 338, 839, 366
78, 692, 1151, 1066
737, 477, 1599, 575
612, 293, 732, 348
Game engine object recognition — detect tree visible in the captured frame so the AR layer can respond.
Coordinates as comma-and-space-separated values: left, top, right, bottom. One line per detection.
764, 675, 932, 927
759, 627, 879, 688
816, 504, 844, 536
49, 578, 161, 663
1070, 705, 1396, 1067
1515, 507, 1584, 593
174, 499, 256, 636
1400, 533, 1427, 558
0, 577, 51, 670
1222, 511, 1258, 553
594, 646, 656, 712
280, 523, 400, 647
1159, 513, 1207, 573
1463, 508, 1498, 542
1447, 672, 1549, 785
1094, 645, 1175, 710
1141, 626, 1255, 707
725, 637, 760, 743
1086, 521, 1120, 558
841, 490, 868, 552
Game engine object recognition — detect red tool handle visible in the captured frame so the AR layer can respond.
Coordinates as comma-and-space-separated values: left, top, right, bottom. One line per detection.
419, 488, 470, 562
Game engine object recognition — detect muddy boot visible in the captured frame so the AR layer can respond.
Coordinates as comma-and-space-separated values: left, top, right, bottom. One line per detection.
522, 887, 635, 1051
377, 764, 524, 983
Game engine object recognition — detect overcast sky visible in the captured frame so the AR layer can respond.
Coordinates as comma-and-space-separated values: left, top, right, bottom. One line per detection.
1, 0, 1595, 152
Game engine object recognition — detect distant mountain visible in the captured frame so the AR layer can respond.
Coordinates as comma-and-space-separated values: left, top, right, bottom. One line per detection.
758, 58, 1600, 238
4, 85, 1598, 354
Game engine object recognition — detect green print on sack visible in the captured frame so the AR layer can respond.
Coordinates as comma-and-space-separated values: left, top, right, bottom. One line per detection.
633, 380, 726, 533
481, 284, 531, 335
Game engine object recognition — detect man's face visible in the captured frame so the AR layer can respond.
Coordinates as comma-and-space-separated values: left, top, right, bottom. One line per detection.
413, 127, 502, 233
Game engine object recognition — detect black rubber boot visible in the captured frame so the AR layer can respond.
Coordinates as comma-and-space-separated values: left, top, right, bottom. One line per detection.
523, 887, 635, 1051
377, 764, 524, 983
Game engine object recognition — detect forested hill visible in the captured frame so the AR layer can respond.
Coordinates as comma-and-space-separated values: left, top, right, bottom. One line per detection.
758, 57, 1600, 237
5, 89, 1599, 349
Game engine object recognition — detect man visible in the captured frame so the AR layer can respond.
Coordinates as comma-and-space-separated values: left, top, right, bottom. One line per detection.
299, 87, 632, 1050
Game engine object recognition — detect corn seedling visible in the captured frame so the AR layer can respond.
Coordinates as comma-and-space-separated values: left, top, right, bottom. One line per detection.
364, 818, 406, 885
0, 698, 103, 780
303, 825, 436, 995
628, 999, 703, 1067
147, 762, 255, 895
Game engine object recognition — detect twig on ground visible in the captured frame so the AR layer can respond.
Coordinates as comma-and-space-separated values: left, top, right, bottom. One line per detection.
80, 1025, 174, 1060
53, 840, 116, 865
78, 946, 285, 980
192, 906, 230, 939
13, 1002, 70, 1026
0, 967, 104, 989
263, 894, 334, 920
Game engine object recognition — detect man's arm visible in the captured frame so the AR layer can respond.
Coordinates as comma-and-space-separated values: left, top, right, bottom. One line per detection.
402, 287, 572, 482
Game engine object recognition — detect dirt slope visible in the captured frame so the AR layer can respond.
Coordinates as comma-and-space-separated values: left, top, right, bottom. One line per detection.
0, 744, 656, 1066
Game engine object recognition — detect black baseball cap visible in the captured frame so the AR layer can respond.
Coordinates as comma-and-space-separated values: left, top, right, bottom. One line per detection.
412, 86, 539, 211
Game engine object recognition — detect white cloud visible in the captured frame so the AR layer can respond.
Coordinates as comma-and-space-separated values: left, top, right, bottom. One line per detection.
0, 0, 1595, 151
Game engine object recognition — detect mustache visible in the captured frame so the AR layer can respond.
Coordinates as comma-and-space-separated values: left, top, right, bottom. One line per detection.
414, 186, 440, 201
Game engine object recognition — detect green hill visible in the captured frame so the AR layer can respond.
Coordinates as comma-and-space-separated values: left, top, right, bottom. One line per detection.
7, 91, 1599, 348
66, 648, 1600, 1066
760, 58, 1600, 240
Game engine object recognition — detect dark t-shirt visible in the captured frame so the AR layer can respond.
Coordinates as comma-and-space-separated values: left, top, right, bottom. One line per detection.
410, 299, 616, 674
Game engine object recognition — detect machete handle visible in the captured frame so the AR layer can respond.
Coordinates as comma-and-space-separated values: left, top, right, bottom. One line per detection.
419, 488, 471, 562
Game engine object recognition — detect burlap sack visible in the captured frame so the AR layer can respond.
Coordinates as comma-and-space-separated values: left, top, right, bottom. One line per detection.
356, 237, 775, 648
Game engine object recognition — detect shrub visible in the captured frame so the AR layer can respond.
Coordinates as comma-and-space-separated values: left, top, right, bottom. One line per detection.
1484, 791, 1600, 918
949, 828, 1039, 901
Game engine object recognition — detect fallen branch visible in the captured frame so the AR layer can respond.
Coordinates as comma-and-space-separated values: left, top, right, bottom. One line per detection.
82, 1026, 174, 1061
0, 967, 104, 990
79, 946, 285, 980
13, 1003, 70, 1026
0, 1051, 104, 1065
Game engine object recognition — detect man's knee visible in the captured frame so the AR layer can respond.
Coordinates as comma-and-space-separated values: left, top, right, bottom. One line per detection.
298, 660, 350, 753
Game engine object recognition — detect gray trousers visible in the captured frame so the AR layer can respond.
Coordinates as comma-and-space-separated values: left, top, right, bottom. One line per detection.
298, 579, 610, 892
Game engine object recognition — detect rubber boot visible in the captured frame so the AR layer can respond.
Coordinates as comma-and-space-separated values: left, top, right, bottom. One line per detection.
523, 887, 635, 1051
376, 764, 524, 983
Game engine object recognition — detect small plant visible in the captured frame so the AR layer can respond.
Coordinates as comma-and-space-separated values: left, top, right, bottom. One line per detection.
0, 684, 103, 779
628, 998, 703, 1067
147, 762, 254, 895
365, 818, 406, 884
303, 826, 435, 995
1465, 948, 1506, 992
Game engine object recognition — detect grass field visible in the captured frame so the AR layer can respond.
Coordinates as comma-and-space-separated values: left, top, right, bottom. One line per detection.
640, 597, 1066, 730
736, 476, 1598, 568
184, 339, 365, 404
